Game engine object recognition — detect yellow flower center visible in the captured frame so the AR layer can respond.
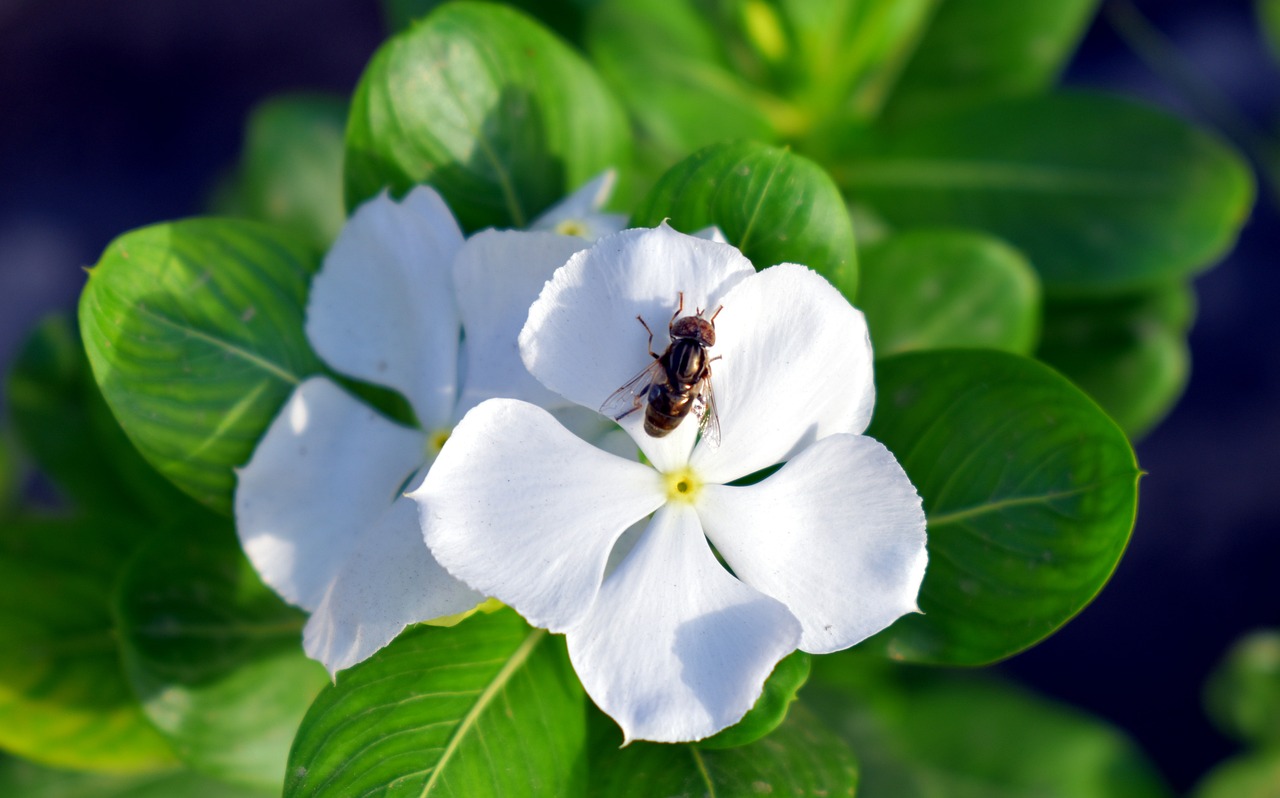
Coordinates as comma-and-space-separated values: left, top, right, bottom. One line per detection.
664, 467, 703, 504
427, 428, 452, 456
554, 218, 589, 238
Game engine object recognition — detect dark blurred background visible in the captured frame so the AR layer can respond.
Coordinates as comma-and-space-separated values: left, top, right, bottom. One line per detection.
1, 0, 1276, 791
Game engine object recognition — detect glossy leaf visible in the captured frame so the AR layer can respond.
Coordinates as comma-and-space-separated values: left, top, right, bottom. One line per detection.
806, 651, 1171, 798
881, 0, 1101, 122
853, 229, 1040, 356
79, 218, 322, 514
1192, 750, 1280, 798
837, 92, 1254, 293
1037, 284, 1195, 439
214, 95, 348, 250
865, 350, 1139, 665
7, 314, 209, 519
113, 528, 327, 789
286, 609, 586, 798
1204, 630, 1280, 746
632, 141, 856, 287
345, 2, 629, 231
589, 704, 857, 797
0, 518, 175, 772
0, 757, 272, 798
697, 651, 810, 750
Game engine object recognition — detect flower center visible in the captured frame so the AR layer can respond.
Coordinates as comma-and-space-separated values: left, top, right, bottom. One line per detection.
427, 427, 452, 456
664, 467, 703, 504
554, 218, 589, 238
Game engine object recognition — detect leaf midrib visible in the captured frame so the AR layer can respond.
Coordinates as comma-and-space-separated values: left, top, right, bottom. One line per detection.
926, 475, 1134, 528
417, 628, 548, 796
130, 303, 303, 386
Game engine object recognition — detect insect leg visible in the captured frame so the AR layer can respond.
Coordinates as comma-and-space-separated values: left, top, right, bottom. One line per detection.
669, 291, 684, 328
635, 314, 659, 358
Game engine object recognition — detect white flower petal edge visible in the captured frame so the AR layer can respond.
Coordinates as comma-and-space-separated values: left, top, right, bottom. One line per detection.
235, 376, 424, 612
305, 186, 463, 429
412, 399, 666, 633
520, 224, 754, 470
303, 496, 483, 676
452, 229, 588, 416
690, 264, 876, 484
698, 434, 927, 653
568, 502, 801, 743
530, 169, 628, 242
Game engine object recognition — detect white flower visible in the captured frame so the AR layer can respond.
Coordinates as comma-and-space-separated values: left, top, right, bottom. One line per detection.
411, 224, 928, 743
234, 182, 605, 676
529, 169, 628, 241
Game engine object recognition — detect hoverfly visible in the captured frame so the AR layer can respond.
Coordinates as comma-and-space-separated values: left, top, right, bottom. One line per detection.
600, 292, 722, 446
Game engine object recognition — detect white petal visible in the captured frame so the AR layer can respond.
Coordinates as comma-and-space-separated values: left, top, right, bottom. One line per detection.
235, 377, 425, 611
520, 224, 754, 471
306, 187, 464, 429
693, 226, 728, 243
303, 496, 483, 675
530, 170, 628, 242
698, 434, 927, 654
690, 264, 876, 484
452, 229, 587, 416
567, 503, 801, 743
411, 399, 666, 633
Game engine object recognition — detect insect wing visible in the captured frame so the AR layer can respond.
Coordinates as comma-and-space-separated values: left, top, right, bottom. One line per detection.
599, 359, 665, 421
693, 375, 721, 448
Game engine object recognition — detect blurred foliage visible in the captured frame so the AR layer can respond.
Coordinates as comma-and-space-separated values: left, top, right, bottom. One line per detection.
1, 0, 1263, 792
1204, 630, 1280, 747
210, 95, 348, 251
805, 650, 1171, 797
1193, 630, 1280, 798
854, 228, 1040, 357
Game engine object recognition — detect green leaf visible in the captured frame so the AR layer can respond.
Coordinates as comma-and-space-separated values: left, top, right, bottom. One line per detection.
345, 2, 630, 231
631, 141, 856, 288
1037, 284, 1195, 439
286, 609, 586, 798
586, 0, 934, 170
837, 92, 1255, 294
0, 427, 18, 516
214, 95, 348, 251
1261, 0, 1280, 63
881, 0, 1101, 123
782, 0, 938, 122
113, 527, 327, 789
1192, 750, 1280, 798
1204, 630, 1280, 747
864, 350, 1139, 665
697, 651, 810, 750
0, 757, 273, 798
805, 652, 1171, 798
852, 229, 1040, 357
79, 218, 323, 514
585, 0, 778, 173
0, 518, 175, 772
588, 703, 857, 797
7, 314, 211, 520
